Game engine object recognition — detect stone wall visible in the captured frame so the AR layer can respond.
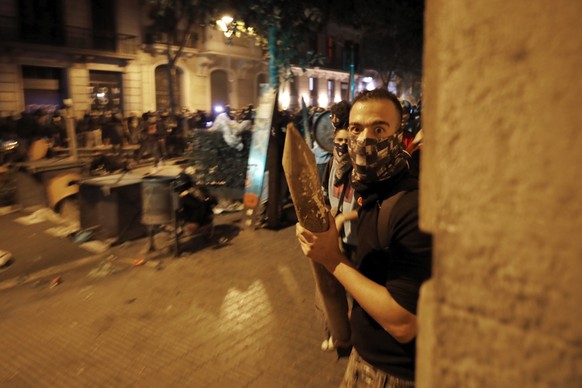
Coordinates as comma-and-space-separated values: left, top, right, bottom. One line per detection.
418, 0, 582, 387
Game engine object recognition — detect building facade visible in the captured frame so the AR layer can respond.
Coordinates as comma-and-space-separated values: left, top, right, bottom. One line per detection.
0, 0, 362, 119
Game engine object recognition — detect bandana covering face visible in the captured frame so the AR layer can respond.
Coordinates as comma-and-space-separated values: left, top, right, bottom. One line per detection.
348, 133, 406, 189
333, 142, 351, 183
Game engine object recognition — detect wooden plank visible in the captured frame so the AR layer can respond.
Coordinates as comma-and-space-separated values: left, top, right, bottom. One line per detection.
282, 123, 351, 348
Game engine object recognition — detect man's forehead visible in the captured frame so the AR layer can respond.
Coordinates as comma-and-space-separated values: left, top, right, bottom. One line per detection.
352, 98, 397, 110
350, 100, 399, 120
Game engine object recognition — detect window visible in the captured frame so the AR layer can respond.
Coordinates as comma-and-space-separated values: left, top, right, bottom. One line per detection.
257, 73, 268, 102
22, 66, 65, 113
341, 82, 349, 102
326, 37, 335, 66
342, 41, 360, 72
90, 70, 123, 112
289, 77, 299, 110
309, 77, 318, 106
155, 65, 183, 111
91, 0, 116, 51
327, 80, 335, 104
19, 0, 64, 45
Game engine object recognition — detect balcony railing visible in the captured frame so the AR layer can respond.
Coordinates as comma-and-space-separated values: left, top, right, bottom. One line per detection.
143, 27, 199, 49
0, 16, 137, 55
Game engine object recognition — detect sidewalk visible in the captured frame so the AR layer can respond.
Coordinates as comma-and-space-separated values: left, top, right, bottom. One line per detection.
0, 210, 349, 387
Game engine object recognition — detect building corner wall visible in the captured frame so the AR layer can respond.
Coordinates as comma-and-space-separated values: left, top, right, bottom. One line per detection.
418, 0, 582, 386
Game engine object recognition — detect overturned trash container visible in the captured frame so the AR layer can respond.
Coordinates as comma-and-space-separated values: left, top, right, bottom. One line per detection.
141, 176, 179, 253
141, 176, 175, 226
79, 174, 146, 244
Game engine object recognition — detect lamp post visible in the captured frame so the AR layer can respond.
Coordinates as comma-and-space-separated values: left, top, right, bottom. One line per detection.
348, 45, 355, 102
216, 15, 235, 43
63, 99, 78, 160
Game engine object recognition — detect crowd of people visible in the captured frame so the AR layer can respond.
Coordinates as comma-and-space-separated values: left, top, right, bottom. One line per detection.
0, 105, 255, 165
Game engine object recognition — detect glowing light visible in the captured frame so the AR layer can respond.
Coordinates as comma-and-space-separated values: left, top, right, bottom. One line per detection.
214, 105, 224, 113
362, 76, 375, 91
96, 93, 106, 98
217, 15, 234, 38
334, 95, 341, 103
219, 281, 273, 333
318, 94, 328, 108
217, 15, 233, 31
280, 92, 290, 110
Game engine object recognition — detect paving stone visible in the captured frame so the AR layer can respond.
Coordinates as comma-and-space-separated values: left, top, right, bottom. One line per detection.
0, 212, 348, 387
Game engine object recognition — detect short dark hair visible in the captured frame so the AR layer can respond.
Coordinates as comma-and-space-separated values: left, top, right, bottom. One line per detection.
353, 89, 403, 129
330, 100, 351, 129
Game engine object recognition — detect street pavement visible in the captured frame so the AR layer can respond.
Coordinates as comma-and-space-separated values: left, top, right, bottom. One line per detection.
0, 209, 348, 387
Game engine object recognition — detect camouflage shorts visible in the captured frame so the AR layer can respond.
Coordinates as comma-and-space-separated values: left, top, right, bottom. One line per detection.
340, 349, 414, 388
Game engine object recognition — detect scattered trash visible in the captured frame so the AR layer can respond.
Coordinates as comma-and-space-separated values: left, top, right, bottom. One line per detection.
71, 230, 94, 244
132, 258, 145, 267
0, 250, 13, 268
213, 200, 245, 214
46, 225, 79, 238
15, 208, 68, 225
88, 261, 121, 279
117, 241, 132, 249
50, 275, 62, 288
79, 240, 110, 253
0, 206, 17, 216
145, 259, 164, 271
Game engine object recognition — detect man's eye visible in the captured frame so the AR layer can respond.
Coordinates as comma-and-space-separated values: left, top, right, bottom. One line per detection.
374, 127, 385, 134
348, 126, 361, 133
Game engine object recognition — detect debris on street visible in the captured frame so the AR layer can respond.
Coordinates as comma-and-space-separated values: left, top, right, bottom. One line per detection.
50, 275, 62, 288
0, 250, 13, 267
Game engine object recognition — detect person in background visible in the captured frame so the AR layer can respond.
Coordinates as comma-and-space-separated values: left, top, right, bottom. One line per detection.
296, 89, 432, 387
126, 112, 141, 145
311, 107, 332, 185
47, 112, 68, 147
135, 112, 166, 167
318, 100, 360, 352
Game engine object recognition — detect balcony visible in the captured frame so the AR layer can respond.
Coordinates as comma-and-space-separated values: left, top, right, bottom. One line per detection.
0, 16, 137, 56
143, 29, 199, 50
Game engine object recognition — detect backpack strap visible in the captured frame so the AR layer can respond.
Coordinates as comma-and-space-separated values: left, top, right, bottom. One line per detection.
377, 191, 407, 249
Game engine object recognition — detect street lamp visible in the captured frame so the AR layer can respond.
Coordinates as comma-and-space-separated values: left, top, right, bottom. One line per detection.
217, 15, 234, 39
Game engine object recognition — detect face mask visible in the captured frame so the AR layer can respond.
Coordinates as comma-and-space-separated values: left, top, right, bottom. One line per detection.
348, 133, 405, 186
333, 143, 351, 182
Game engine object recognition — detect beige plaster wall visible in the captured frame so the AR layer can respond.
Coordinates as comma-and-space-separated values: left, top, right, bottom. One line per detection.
123, 62, 143, 115
418, 0, 582, 386
0, 63, 20, 115
188, 74, 210, 111
68, 65, 90, 117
